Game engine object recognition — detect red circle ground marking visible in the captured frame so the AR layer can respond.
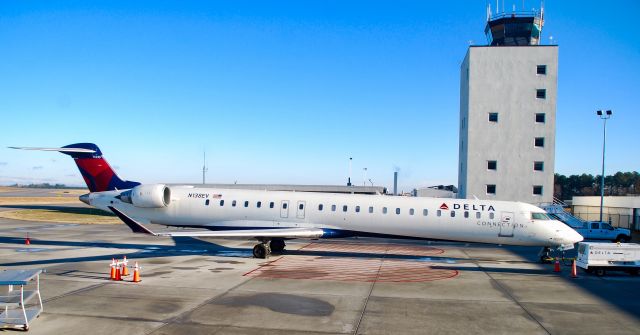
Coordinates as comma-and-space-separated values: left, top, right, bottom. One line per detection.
244, 242, 458, 283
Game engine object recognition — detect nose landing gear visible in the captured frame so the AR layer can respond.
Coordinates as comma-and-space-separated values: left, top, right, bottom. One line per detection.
538, 247, 553, 263
252, 238, 287, 259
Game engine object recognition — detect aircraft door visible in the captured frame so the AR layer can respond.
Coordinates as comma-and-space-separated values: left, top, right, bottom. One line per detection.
280, 200, 289, 218
296, 201, 306, 219
498, 211, 515, 237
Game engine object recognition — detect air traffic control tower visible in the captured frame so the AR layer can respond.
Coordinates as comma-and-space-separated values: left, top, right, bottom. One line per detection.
458, 5, 557, 204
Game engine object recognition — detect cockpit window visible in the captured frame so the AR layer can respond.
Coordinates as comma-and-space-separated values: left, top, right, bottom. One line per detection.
531, 212, 551, 220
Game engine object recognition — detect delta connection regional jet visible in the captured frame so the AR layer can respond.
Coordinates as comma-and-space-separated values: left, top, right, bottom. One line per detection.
11, 143, 582, 259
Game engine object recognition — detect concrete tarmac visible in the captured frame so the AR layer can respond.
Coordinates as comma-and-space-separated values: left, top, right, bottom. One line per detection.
0, 217, 638, 334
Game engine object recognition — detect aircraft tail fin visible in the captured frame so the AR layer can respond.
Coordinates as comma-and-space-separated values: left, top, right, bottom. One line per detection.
9, 143, 140, 192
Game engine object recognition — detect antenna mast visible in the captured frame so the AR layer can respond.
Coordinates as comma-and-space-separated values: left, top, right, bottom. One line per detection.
202, 151, 208, 184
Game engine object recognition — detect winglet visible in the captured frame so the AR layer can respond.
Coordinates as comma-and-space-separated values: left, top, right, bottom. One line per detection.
108, 206, 157, 235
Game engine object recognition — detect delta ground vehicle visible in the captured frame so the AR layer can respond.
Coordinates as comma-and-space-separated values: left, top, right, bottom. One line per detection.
576, 242, 640, 276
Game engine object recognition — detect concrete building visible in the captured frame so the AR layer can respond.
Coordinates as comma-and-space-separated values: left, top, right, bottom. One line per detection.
572, 196, 640, 230
458, 9, 557, 204
173, 184, 386, 195
415, 185, 457, 198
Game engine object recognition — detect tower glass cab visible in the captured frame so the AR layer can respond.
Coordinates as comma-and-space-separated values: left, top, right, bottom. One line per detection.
485, 10, 544, 46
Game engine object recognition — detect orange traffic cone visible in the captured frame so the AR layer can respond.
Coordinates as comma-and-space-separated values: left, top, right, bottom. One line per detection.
554, 258, 561, 272
571, 259, 578, 278
110, 259, 117, 280
132, 262, 141, 283
122, 256, 130, 276
115, 263, 123, 281
25, 233, 30, 245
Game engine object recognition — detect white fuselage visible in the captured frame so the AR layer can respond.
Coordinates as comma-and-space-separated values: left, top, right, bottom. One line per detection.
88, 186, 582, 247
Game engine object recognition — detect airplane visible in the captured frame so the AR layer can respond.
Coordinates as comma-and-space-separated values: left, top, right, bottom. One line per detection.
10, 143, 583, 259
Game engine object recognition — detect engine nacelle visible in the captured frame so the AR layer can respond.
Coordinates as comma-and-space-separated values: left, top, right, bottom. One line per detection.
129, 184, 171, 208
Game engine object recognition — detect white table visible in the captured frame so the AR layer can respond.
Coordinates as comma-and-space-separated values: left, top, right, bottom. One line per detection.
0, 269, 43, 331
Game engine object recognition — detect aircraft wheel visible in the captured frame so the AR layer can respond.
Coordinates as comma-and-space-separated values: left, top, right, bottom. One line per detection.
270, 239, 286, 253
253, 244, 269, 259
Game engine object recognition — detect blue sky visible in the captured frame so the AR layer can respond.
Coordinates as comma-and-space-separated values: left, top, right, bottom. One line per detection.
1, 0, 638, 191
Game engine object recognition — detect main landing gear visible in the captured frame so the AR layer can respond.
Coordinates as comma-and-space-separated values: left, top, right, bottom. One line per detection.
252, 238, 286, 259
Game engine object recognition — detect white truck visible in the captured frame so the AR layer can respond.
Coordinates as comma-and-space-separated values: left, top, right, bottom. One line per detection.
576, 242, 640, 276
543, 205, 632, 242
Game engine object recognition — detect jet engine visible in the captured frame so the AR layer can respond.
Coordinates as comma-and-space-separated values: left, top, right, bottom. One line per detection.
119, 184, 171, 208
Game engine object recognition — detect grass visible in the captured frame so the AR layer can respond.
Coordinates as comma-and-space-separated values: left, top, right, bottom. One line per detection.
0, 207, 121, 224
0, 197, 82, 205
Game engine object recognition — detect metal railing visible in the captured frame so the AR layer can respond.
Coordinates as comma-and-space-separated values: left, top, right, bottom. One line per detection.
573, 212, 639, 231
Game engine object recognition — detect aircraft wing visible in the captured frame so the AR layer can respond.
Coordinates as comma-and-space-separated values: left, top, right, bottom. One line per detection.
108, 206, 324, 239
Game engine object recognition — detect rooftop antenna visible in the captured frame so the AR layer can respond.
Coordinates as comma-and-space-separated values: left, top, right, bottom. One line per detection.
362, 167, 367, 186
202, 151, 208, 184
347, 157, 352, 186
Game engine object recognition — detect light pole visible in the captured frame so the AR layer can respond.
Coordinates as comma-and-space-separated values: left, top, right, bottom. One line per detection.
596, 109, 612, 223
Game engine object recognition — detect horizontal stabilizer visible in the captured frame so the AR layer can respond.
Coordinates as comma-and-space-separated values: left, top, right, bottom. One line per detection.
108, 206, 324, 239
8, 146, 96, 153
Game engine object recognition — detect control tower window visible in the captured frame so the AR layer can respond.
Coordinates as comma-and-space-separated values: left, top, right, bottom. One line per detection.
534, 161, 544, 171
533, 185, 543, 195
535, 113, 546, 123
536, 89, 546, 99
537, 65, 547, 75
486, 184, 496, 195
535, 137, 545, 148
487, 160, 497, 170
488, 113, 498, 122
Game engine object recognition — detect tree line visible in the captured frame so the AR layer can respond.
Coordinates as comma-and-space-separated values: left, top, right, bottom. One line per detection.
554, 171, 640, 200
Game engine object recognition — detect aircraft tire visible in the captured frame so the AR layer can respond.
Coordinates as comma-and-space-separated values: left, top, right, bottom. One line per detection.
253, 244, 269, 259
270, 239, 286, 253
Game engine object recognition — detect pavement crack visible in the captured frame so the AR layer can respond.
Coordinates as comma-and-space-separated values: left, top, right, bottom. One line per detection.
352, 246, 388, 335
461, 248, 551, 335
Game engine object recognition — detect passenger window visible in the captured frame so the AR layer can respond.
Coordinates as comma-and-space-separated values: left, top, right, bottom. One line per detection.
232, 200, 237, 207
409, 208, 414, 215
464, 211, 469, 218
299, 203, 304, 210
244, 201, 249, 208
220, 200, 224, 206
451, 211, 456, 217
257, 201, 262, 208
423, 209, 428, 216
476, 212, 481, 219
396, 208, 400, 215
331, 205, 336, 212
205, 199, 210, 206
269, 202, 274, 208
343, 205, 348, 212
382, 207, 388, 214
355, 206, 360, 213
489, 213, 494, 219
282, 203, 287, 209
437, 210, 441, 217
591, 222, 599, 229
369, 206, 374, 213
318, 204, 324, 211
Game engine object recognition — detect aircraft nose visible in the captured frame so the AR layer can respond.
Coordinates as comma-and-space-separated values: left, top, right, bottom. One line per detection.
557, 223, 583, 245
79, 193, 90, 205
566, 228, 584, 244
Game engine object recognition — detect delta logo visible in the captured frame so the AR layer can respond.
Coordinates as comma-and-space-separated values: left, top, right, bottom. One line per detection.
439, 203, 495, 211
